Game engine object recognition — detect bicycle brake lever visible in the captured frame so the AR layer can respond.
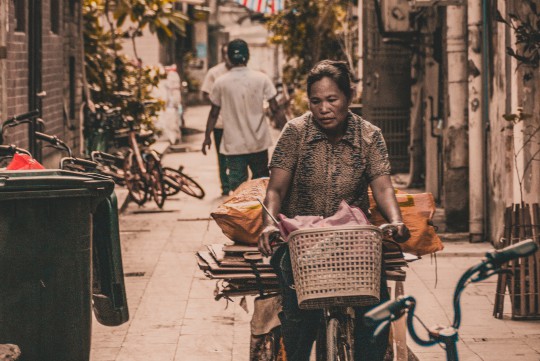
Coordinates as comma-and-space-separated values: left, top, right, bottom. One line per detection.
371, 320, 391, 341
471, 268, 512, 283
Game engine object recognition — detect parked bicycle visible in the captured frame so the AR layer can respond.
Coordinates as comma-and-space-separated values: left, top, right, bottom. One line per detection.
364, 239, 538, 361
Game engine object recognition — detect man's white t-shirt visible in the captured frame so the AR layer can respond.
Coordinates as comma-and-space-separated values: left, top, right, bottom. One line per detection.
210, 67, 277, 155
201, 62, 228, 129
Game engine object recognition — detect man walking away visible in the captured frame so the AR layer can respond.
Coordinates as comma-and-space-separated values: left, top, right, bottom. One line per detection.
201, 39, 286, 191
201, 44, 232, 196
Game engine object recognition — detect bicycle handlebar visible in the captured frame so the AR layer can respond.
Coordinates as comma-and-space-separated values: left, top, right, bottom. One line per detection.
0, 110, 41, 144
60, 157, 98, 171
35, 131, 72, 158
5, 109, 40, 123
484, 239, 538, 268
0, 144, 32, 156
365, 239, 539, 351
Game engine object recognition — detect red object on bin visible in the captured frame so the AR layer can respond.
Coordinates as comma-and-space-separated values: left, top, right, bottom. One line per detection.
6, 153, 45, 170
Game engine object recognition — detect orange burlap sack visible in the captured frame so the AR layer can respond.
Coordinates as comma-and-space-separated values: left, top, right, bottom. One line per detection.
369, 191, 444, 256
211, 178, 269, 245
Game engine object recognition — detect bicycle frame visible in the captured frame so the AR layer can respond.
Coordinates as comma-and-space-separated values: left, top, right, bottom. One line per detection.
128, 130, 147, 176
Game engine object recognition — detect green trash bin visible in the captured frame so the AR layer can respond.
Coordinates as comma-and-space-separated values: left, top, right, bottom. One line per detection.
0, 170, 115, 361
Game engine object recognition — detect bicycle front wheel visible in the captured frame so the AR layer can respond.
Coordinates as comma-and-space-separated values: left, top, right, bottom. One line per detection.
123, 151, 148, 205
147, 156, 166, 208
327, 318, 353, 361
163, 167, 205, 199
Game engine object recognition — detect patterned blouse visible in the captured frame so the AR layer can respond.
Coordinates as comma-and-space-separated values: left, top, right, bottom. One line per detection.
269, 111, 391, 218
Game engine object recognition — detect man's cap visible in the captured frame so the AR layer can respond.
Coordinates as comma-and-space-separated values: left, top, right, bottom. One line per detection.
227, 39, 249, 64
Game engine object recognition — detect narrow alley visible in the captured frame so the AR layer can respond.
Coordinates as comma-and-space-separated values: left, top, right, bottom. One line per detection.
89, 106, 540, 361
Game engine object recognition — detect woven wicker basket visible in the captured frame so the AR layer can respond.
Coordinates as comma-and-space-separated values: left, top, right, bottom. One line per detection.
288, 225, 383, 310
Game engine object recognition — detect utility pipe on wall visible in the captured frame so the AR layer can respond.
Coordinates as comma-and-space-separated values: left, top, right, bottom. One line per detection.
444, 5, 469, 231
468, 0, 485, 242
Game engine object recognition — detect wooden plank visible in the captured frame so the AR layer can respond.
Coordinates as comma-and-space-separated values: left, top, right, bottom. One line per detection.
206, 271, 278, 280
494, 206, 511, 318
524, 204, 536, 315
533, 204, 540, 315
196, 254, 210, 271
519, 204, 527, 316
223, 244, 259, 253
511, 204, 519, 316
198, 251, 274, 273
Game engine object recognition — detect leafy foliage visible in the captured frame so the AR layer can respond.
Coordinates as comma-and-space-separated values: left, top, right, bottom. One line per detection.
496, 3, 540, 68
82, 0, 188, 142
265, 0, 358, 114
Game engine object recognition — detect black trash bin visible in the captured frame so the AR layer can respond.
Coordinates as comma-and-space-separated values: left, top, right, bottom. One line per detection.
92, 191, 129, 326
0, 170, 124, 361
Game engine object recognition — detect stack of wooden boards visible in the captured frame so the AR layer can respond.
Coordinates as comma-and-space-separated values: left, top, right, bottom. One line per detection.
196, 242, 418, 300
493, 203, 540, 320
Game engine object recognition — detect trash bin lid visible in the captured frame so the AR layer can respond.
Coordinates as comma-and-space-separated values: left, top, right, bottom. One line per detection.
0, 169, 114, 199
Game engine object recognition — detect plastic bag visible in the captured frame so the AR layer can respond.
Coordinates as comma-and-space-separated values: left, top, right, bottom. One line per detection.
211, 178, 269, 245
6, 153, 45, 170
369, 191, 443, 256
155, 107, 181, 144
277, 200, 370, 240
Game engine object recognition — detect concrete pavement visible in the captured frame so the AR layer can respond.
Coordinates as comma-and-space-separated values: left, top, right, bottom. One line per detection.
90, 105, 540, 361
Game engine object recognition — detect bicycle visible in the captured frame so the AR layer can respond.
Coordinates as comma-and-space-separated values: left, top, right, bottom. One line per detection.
364, 239, 538, 361
118, 114, 166, 208
91, 151, 126, 186
283, 223, 398, 361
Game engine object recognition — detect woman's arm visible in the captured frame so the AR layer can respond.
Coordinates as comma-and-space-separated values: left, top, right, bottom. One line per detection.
258, 168, 292, 256
370, 175, 410, 243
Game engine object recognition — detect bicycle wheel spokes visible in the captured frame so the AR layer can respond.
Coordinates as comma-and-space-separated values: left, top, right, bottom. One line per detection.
162, 174, 182, 196
146, 157, 166, 208
123, 151, 148, 205
163, 167, 205, 199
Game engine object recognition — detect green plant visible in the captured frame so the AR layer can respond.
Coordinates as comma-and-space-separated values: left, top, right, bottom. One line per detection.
265, 0, 357, 91
496, 3, 540, 68
82, 0, 188, 144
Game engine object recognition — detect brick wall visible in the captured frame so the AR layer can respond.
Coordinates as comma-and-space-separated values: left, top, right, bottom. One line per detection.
3, 0, 83, 162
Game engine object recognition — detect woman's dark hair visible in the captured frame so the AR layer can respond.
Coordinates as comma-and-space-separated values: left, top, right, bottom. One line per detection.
227, 39, 250, 66
307, 60, 354, 100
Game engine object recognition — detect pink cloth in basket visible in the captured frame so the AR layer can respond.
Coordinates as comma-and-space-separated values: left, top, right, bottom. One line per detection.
277, 200, 371, 241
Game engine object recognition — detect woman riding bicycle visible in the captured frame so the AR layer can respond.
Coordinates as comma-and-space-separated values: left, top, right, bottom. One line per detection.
258, 60, 410, 361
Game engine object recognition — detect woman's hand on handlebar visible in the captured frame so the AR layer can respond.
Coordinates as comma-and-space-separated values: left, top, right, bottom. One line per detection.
392, 222, 410, 243
381, 222, 410, 243
258, 225, 281, 257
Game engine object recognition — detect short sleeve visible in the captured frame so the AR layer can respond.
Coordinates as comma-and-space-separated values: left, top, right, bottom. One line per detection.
209, 80, 222, 107
269, 122, 299, 173
365, 129, 391, 182
263, 75, 278, 101
200, 71, 214, 94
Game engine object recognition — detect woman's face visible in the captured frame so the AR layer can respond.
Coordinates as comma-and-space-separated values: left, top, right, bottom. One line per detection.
308, 76, 350, 132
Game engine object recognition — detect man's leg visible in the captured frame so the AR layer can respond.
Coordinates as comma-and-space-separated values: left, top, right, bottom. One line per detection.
226, 154, 249, 191
212, 128, 230, 195
247, 150, 270, 179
